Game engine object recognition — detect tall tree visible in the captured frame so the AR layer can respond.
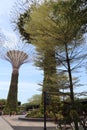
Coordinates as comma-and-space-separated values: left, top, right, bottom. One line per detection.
16, 0, 87, 99
14, 1, 87, 129
0, 42, 31, 112
16, 1, 59, 95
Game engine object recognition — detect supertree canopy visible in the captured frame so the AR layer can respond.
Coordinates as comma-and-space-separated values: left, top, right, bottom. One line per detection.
6, 50, 28, 70
0, 41, 32, 113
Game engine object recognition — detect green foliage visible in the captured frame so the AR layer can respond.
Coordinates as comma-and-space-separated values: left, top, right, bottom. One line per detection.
28, 94, 42, 105
26, 109, 44, 118
0, 99, 6, 105
19, 0, 87, 47
15, 1, 87, 129
3, 107, 11, 115
17, 0, 87, 94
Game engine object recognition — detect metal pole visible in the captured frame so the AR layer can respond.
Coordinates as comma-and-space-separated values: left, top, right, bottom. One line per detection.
44, 91, 46, 130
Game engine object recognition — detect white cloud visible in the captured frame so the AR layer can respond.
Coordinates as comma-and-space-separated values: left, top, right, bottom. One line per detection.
0, 81, 10, 99
0, 81, 41, 92
2, 29, 17, 46
0, 0, 16, 14
18, 82, 41, 92
0, 81, 10, 89
18, 82, 42, 103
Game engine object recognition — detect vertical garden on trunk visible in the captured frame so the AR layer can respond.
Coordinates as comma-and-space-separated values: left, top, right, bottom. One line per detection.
0, 43, 31, 113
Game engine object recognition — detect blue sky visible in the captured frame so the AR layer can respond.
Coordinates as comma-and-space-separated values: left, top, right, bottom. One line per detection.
0, 0, 43, 104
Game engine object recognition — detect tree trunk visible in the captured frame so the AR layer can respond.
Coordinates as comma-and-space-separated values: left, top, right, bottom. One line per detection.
74, 121, 79, 130
64, 42, 74, 102
43, 49, 57, 92
64, 42, 79, 130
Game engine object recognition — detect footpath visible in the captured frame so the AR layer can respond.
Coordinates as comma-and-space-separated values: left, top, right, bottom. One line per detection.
0, 115, 85, 130
2, 115, 57, 130
0, 116, 13, 130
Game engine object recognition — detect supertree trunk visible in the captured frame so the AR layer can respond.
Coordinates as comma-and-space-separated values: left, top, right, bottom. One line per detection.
6, 68, 19, 112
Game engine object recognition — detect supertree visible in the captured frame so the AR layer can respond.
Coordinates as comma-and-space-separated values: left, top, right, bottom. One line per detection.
0, 40, 32, 112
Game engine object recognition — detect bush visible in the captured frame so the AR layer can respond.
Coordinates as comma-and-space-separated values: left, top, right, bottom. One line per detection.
26, 109, 44, 118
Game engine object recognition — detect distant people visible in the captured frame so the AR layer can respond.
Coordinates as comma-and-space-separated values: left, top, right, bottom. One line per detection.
2, 111, 3, 115
13, 111, 16, 115
0, 110, 2, 116
9, 111, 12, 116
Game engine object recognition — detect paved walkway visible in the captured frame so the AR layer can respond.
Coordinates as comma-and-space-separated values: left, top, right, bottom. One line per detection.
0, 116, 13, 130
2, 115, 56, 127
0, 115, 85, 130
0, 115, 56, 130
